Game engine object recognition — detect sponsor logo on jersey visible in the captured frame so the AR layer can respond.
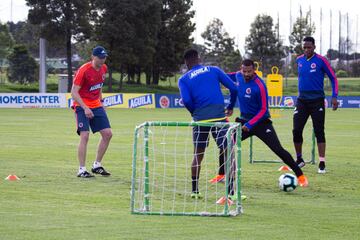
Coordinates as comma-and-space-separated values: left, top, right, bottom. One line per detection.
89, 83, 103, 91
310, 63, 317, 72
189, 67, 210, 79
102, 74, 106, 81
159, 96, 170, 108
103, 94, 123, 107
245, 87, 251, 98
129, 94, 153, 108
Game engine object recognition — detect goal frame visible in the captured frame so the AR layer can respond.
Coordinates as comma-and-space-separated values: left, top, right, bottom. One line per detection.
130, 121, 243, 217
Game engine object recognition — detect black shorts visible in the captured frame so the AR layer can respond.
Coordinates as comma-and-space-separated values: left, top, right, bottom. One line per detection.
293, 98, 325, 142
193, 124, 228, 149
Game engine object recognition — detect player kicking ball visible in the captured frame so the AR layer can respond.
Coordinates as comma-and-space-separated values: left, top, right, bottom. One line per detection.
214, 59, 308, 204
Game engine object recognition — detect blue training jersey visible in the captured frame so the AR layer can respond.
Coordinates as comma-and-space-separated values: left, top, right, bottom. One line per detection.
297, 53, 339, 100
228, 72, 270, 130
178, 64, 238, 122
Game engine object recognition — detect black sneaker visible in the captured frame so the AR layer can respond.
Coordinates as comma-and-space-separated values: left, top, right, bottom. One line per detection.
296, 158, 306, 168
91, 166, 111, 176
77, 171, 94, 178
318, 161, 326, 174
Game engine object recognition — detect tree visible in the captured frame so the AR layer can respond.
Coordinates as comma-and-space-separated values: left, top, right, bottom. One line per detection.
350, 61, 360, 77
201, 18, 242, 72
26, 0, 92, 91
0, 23, 14, 60
152, 0, 195, 85
245, 14, 286, 73
327, 49, 339, 60
289, 10, 316, 55
7, 44, 38, 84
91, 0, 161, 90
8, 21, 66, 58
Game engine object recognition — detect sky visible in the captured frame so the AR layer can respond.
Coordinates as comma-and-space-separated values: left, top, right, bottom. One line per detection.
1, 0, 359, 55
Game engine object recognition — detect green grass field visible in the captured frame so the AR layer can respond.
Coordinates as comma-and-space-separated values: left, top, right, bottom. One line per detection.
1, 108, 359, 239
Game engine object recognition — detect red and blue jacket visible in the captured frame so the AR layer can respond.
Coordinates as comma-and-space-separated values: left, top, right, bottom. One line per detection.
297, 53, 338, 100
228, 72, 270, 130
178, 64, 238, 122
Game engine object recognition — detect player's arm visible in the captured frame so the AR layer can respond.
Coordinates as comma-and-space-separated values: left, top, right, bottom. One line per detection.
101, 65, 107, 107
178, 78, 194, 114
322, 58, 339, 110
216, 68, 238, 111
71, 84, 94, 119
245, 80, 267, 131
225, 72, 240, 116
71, 68, 94, 118
227, 72, 237, 82
100, 88, 105, 107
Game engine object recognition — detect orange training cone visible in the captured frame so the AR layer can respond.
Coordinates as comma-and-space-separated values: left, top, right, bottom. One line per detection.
278, 166, 290, 171
216, 196, 234, 206
5, 175, 20, 181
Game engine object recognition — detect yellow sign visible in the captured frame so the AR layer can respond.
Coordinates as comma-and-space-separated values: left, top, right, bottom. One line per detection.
266, 66, 283, 118
254, 62, 263, 78
266, 66, 283, 97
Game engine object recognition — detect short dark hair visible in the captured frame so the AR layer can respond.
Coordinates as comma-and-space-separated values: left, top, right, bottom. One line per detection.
303, 36, 315, 44
242, 59, 255, 68
183, 49, 199, 61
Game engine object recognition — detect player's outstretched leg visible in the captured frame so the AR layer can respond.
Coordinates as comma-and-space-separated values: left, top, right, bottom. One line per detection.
257, 123, 308, 187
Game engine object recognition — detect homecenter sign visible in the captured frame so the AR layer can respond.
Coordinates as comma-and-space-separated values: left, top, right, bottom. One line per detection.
0, 93, 66, 108
0, 93, 359, 108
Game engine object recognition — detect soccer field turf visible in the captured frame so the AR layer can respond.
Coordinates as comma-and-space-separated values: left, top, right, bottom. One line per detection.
0, 108, 359, 239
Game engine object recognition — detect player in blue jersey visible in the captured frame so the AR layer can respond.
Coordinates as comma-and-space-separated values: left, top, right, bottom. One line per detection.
293, 37, 339, 174
226, 59, 308, 190
178, 49, 238, 199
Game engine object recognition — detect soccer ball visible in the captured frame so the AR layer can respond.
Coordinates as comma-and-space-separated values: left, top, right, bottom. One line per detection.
278, 173, 298, 192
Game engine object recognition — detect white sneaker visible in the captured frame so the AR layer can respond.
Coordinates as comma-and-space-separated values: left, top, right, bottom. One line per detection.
318, 161, 326, 174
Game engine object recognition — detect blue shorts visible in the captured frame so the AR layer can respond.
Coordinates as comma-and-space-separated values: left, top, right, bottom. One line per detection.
75, 106, 111, 135
193, 124, 228, 149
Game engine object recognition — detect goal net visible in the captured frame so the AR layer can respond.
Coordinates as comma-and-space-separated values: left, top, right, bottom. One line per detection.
131, 121, 243, 217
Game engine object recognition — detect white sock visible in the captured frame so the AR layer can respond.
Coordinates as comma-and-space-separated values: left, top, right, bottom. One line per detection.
78, 166, 87, 174
319, 157, 325, 162
93, 161, 102, 168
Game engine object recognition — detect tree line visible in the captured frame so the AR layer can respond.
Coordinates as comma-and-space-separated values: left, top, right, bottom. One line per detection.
1, 1, 360, 90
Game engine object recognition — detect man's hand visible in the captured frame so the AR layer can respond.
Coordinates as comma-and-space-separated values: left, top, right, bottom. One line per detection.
331, 97, 339, 111
242, 125, 250, 132
225, 109, 233, 117
84, 107, 94, 119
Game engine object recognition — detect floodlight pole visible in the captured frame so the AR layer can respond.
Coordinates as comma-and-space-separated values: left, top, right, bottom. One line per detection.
39, 38, 47, 93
